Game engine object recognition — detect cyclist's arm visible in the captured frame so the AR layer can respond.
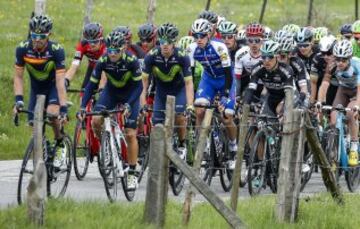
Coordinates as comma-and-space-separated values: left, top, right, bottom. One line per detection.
182, 55, 194, 106
218, 43, 232, 96
65, 44, 84, 82
317, 73, 331, 103
54, 45, 67, 107
140, 55, 152, 106
80, 63, 102, 108
14, 66, 24, 100
99, 71, 107, 89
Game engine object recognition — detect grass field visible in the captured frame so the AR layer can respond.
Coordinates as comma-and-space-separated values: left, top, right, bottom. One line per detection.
0, 0, 356, 160
1, 194, 360, 228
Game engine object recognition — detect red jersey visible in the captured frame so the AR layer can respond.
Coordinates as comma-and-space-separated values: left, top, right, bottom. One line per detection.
73, 40, 106, 68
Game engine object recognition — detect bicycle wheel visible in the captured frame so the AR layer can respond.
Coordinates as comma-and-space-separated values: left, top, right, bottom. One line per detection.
202, 135, 215, 186
266, 140, 280, 194
240, 126, 257, 188
99, 131, 118, 202
169, 162, 186, 196
186, 118, 196, 166
48, 135, 72, 199
137, 134, 150, 183
17, 139, 35, 205
247, 131, 267, 196
345, 166, 360, 192
219, 125, 233, 192
300, 142, 314, 191
73, 120, 90, 180
121, 172, 136, 201
325, 128, 341, 184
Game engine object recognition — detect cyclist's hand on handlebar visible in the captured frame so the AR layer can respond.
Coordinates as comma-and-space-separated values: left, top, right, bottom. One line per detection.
59, 105, 68, 124
185, 104, 195, 117
76, 108, 86, 121
315, 101, 323, 113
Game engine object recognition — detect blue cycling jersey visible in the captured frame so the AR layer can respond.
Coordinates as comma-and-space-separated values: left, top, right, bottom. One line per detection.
335, 57, 360, 88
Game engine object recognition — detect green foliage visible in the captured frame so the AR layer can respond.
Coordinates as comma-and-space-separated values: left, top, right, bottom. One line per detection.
0, 0, 356, 159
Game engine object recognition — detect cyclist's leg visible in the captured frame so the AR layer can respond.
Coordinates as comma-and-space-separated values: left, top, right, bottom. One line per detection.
174, 87, 186, 146
27, 89, 37, 126
46, 83, 62, 141
222, 78, 237, 145
194, 72, 215, 127
345, 89, 358, 165
330, 87, 349, 126
152, 87, 166, 125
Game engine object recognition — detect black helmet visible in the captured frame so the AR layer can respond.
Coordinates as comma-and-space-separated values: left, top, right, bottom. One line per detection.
29, 14, 53, 33
106, 31, 126, 49
157, 23, 179, 42
198, 10, 218, 24
340, 23, 352, 35
113, 26, 132, 40
138, 23, 157, 41
295, 27, 313, 43
83, 23, 103, 40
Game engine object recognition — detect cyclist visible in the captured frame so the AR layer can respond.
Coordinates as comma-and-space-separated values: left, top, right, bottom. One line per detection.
236, 29, 247, 47
198, 10, 221, 39
316, 40, 360, 166
140, 23, 194, 160
65, 23, 106, 89
188, 18, 237, 168
234, 23, 264, 99
113, 25, 146, 59
79, 31, 142, 189
352, 20, 360, 58
263, 26, 273, 41
177, 36, 203, 91
313, 27, 328, 51
340, 23, 352, 40
282, 24, 301, 37
243, 40, 294, 116
137, 23, 158, 53
13, 15, 68, 167
218, 20, 240, 63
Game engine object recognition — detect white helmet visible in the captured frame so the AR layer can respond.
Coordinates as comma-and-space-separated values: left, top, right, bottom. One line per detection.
319, 35, 336, 52
274, 29, 290, 42
333, 40, 353, 58
236, 29, 246, 41
278, 35, 295, 53
191, 18, 212, 34
263, 26, 273, 40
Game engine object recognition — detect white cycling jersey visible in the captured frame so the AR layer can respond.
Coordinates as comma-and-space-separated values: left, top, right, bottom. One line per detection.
234, 46, 262, 78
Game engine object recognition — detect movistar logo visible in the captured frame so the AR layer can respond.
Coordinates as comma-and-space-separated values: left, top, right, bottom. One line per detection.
51, 43, 63, 50
152, 64, 181, 82
25, 61, 55, 81
106, 71, 133, 88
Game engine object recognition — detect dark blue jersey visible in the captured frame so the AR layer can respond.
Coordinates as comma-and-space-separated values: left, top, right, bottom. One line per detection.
143, 47, 192, 92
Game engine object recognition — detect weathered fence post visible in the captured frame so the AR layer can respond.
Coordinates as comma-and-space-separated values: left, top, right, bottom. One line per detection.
164, 95, 175, 203
259, 0, 268, 24
146, 0, 156, 24
83, 0, 94, 25
230, 104, 250, 211
356, 0, 359, 20
183, 109, 213, 225
307, 0, 314, 25
304, 113, 344, 204
205, 0, 212, 10
34, 0, 46, 16
27, 95, 47, 225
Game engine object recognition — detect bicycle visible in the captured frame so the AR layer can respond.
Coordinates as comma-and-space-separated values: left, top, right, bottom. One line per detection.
84, 105, 136, 202
322, 105, 360, 192
16, 107, 72, 205
247, 113, 281, 196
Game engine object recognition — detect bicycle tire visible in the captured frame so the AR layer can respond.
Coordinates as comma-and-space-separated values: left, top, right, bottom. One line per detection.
240, 126, 257, 188
202, 135, 215, 186
17, 139, 35, 205
73, 120, 90, 180
121, 172, 136, 201
169, 163, 186, 196
219, 125, 233, 192
345, 166, 360, 192
247, 131, 267, 196
325, 128, 341, 185
266, 141, 280, 194
300, 142, 314, 192
137, 134, 150, 183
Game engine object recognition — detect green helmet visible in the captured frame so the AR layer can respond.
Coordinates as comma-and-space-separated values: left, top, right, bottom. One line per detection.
260, 40, 280, 55
218, 21, 237, 35
313, 27, 328, 43
282, 24, 300, 36
352, 20, 360, 33
176, 36, 194, 50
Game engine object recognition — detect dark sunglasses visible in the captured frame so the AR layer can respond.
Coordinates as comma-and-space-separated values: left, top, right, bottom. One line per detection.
335, 57, 349, 63
321, 51, 332, 56
261, 55, 275, 61
141, 37, 153, 43
354, 37, 360, 41
107, 47, 123, 55
86, 39, 101, 45
30, 32, 49, 40
247, 37, 262, 44
297, 43, 311, 48
159, 38, 174, 45
192, 33, 207, 40
221, 34, 235, 40
279, 53, 289, 59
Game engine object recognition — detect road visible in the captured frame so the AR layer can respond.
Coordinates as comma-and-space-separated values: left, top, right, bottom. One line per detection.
0, 159, 357, 209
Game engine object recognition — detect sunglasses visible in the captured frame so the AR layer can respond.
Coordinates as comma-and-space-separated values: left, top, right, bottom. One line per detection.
279, 53, 289, 59
321, 51, 332, 56
192, 33, 207, 40
30, 32, 49, 40
159, 38, 174, 45
107, 47, 123, 55
86, 39, 101, 45
297, 43, 311, 48
343, 35, 352, 40
335, 57, 349, 63
354, 37, 360, 41
261, 55, 275, 61
247, 37, 262, 44
221, 34, 235, 40
141, 37, 153, 43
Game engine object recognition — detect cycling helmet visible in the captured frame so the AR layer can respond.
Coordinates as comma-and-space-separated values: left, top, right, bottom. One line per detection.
278, 35, 295, 53
333, 40, 353, 58
176, 36, 195, 50
138, 23, 157, 40
218, 21, 237, 35
319, 35, 336, 52
313, 27, 328, 43
263, 26, 273, 40
246, 23, 264, 37
106, 31, 126, 49
217, 15, 226, 28
198, 10, 218, 24
157, 23, 179, 42
352, 20, 360, 33
113, 26, 132, 40
274, 29, 289, 42
282, 24, 300, 36
295, 27, 313, 43
260, 40, 280, 55
29, 14, 52, 33
236, 29, 246, 41
83, 23, 103, 40
191, 18, 212, 34
340, 23, 352, 35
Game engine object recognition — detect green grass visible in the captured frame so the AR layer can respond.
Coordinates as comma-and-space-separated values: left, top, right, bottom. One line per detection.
0, 0, 356, 160
1, 194, 360, 228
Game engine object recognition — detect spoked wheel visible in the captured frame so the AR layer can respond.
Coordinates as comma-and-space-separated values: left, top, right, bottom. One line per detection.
325, 128, 341, 186
240, 126, 257, 188
99, 131, 118, 202
169, 162, 186, 196
202, 136, 215, 186
267, 146, 279, 194
218, 126, 233, 192
247, 131, 267, 196
300, 142, 314, 192
73, 120, 90, 180
137, 134, 150, 183
48, 135, 72, 199
345, 166, 360, 192
17, 139, 35, 205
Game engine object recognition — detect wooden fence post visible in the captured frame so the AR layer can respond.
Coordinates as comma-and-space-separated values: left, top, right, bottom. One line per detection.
230, 104, 250, 211
304, 113, 344, 204
146, 0, 156, 24
83, 0, 94, 25
34, 0, 46, 15
27, 95, 47, 225
259, 0, 268, 24
183, 109, 213, 225
205, 0, 212, 10
307, 0, 314, 25
356, 0, 359, 20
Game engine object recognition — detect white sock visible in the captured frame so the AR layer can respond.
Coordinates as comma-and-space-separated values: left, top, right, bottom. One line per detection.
350, 141, 358, 152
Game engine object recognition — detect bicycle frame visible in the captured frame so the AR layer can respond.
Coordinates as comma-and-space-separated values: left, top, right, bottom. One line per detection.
335, 111, 349, 170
